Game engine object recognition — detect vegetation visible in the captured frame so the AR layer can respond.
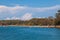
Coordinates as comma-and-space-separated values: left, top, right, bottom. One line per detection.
0, 10, 60, 26
55, 10, 60, 25
0, 18, 54, 26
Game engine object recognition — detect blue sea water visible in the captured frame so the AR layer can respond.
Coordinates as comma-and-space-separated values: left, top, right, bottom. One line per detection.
0, 26, 60, 40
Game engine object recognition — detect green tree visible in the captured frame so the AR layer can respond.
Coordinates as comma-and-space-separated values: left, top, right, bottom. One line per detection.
55, 10, 60, 25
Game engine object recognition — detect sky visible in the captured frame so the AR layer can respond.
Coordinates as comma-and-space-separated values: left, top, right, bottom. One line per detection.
0, 0, 60, 20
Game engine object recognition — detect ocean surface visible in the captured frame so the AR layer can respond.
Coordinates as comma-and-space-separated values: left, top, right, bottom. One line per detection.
0, 26, 60, 40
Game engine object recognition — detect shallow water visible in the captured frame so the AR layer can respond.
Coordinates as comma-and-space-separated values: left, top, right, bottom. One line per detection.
0, 26, 60, 40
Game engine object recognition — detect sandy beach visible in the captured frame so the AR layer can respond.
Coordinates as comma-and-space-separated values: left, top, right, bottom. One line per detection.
0, 25, 60, 28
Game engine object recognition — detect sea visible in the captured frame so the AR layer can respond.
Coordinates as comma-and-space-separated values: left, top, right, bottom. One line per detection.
0, 26, 60, 40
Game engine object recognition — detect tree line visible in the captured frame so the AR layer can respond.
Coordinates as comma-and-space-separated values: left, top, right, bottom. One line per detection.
0, 10, 60, 26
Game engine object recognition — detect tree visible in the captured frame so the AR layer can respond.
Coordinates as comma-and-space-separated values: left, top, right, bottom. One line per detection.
55, 10, 60, 25
48, 16, 54, 25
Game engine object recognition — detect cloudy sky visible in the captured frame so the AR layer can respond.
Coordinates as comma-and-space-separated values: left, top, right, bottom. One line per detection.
0, 0, 60, 20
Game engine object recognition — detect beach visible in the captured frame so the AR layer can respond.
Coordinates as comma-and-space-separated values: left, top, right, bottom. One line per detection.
0, 25, 60, 28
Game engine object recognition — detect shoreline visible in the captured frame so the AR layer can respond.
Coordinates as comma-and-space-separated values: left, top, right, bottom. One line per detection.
0, 25, 60, 28
0, 25, 56, 27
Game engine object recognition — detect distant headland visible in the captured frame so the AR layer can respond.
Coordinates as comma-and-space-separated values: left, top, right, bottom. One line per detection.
0, 10, 60, 28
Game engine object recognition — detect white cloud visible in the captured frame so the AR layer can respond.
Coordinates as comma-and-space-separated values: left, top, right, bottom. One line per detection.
0, 5, 27, 14
6, 17, 20, 20
21, 13, 32, 20
0, 5, 60, 20
32, 5, 60, 12
6, 13, 32, 20
0, 5, 60, 14
6, 17, 11, 20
